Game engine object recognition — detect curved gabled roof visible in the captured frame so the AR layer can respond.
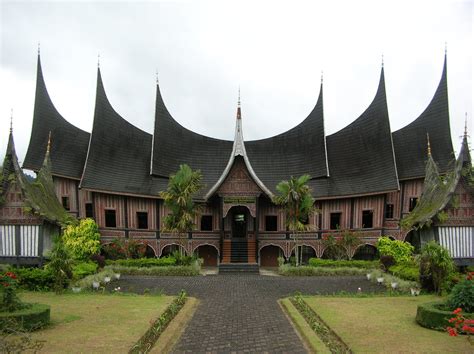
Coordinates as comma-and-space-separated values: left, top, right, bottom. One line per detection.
310, 67, 400, 198
23, 55, 90, 179
151, 84, 233, 197
392, 55, 454, 180
79, 69, 168, 196
245, 83, 329, 194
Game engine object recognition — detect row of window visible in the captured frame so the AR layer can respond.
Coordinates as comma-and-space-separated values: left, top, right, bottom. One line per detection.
87, 199, 421, 230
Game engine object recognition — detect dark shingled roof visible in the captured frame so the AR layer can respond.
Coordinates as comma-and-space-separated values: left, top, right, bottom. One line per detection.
23, 55, 90, 179
79, 69, 168, 196
245, 83, 329, 193
151, 84, 233, 197
309, 67, 400, 198
392, 55, 454, 180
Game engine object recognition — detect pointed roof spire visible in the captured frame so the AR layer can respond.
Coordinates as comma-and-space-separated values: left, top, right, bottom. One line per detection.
464, 112, 469, 139
381, 53, 384, 68
37, 42, 40, 56
155, 70, 159, 85
97, 53, 100, 68
237, 87, 241, 120
426, 133, 432, 157
321, 70, 323, 84
10, 109, 13, 133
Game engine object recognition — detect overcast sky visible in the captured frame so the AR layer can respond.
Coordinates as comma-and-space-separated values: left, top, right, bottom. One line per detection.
0, 0, 472, 169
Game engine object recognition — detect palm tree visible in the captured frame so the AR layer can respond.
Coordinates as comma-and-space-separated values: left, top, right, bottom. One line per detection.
159, 164, 203, 256
273, 174, 315, 266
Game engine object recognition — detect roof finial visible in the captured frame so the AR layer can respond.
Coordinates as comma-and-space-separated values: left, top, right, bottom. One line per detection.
238, 86, 241, 107
10, 109, 13, 133
155, 70, 159, 85
426, 133, 431, 157
464, 112, 469, 139
445, 42, 447, 55
97, 53, 100, 68
37, 42, 41, 55
321, 70, 323, 84
381, 53, 384, 68
47, 131, 52, 154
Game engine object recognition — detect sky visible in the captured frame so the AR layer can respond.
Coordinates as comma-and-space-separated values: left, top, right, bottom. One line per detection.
0, 0, 472, 170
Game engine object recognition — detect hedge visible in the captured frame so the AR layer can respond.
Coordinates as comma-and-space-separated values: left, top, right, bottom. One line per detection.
279, 265, 367, 276
105, 264, 199, 276
0, 303, 50, 331
308, 258, 379, 269
105, 257, 177, 268
416, 301, 474, 331
72, 261, 98, 279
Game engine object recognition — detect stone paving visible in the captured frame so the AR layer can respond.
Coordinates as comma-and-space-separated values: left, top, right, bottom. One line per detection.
115, 274, 382, 353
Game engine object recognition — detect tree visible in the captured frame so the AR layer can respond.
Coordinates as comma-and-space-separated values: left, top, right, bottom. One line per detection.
63, 218, 101, 260
159, 164, 203, 255
420, 241, 455, 295
273, 175, 315, 266
46, 235, 73, 294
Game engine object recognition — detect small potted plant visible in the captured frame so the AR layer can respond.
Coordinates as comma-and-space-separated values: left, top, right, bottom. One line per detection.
391, 282, 398, 289
92, 279, 100, 290
71, 282, 82, 293
366, 273, 372, 280
411, 287, 421, 296
377, 276, 384, 284
114, 273, 121, 280
104, 276, 111, 284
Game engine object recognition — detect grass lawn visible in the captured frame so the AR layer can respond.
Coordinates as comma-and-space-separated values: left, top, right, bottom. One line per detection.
19, 291, 174, 353
302, 295, 472, 353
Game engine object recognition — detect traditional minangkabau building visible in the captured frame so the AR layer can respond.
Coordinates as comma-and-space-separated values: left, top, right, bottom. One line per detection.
1, 52, 473, 267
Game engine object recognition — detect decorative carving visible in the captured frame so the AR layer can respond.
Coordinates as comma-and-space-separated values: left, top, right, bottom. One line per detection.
218, 158, 261, 196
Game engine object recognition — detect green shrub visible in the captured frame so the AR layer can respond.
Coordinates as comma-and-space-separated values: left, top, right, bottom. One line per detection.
46, 236, 74, 294
367, 269, 419, 293
389, 263, 420, 282
13, 268, 55, 291
72, 262, 98, 280
63, 218, 101, 260
0, 303, 50, 331
102, 238, 127, 260
446, 273, 474, 313
75, 269, 118, 289
420, 241, 455, 295
376, 236, 414, 264
106, 257, 177, 268
308, 258, 378, 269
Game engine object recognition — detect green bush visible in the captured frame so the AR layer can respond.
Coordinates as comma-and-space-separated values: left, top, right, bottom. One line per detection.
415, 301, 474, 331
72, 262, 98, 280
308, 258, 378, 269
0, 303, 50, 331
105, 264, 200, 276
46, 236, 74, 294
367, 269, 419, 293
63, 218, 101, 260
446, 274, 474, 313
14, 268, 55, 291
389, 263, 420, 282
279, 264, 367, 276
420, 241, 455, 295
102, 238, 127, 260
376, 236, 414, 264
106, 257, 177, 268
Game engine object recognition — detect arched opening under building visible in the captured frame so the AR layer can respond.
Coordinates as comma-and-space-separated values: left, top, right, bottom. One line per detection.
321, 245, 347, 260
144, 244, 157, 258
290, 245, 316, 265
260, 245, 284, 267
195, 244, 218, 266
353, 244, 378, 260
161, 244, 186, 257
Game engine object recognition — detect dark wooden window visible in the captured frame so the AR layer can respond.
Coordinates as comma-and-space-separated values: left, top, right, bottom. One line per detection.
330, 212, 341, 230
85, 203, 93, 218
265, 215, 278, 231
362, 210, 373, 228
201, 215, 213, 231
105, 209, 116, 228
137, 212, 148, 229
409, 197, 418, 212
385, 204, 394, 219
62, 196, 70, 211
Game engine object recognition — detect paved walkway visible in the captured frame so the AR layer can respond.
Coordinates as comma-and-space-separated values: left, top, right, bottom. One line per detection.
115, 274, 382, 353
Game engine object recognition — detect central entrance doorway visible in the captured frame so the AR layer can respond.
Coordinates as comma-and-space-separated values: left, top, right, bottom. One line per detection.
232, 207, 248, 238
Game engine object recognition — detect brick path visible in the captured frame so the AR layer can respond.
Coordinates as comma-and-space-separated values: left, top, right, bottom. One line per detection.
115, 274, 382, 353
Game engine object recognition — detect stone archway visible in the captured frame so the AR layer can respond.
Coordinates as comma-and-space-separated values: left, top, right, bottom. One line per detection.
195, 244, 219, 266
290, 244, 317, 265
260, 244, 285, 267
353, 244, 378, 260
